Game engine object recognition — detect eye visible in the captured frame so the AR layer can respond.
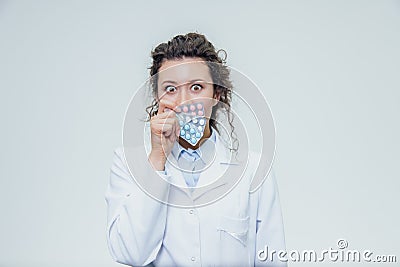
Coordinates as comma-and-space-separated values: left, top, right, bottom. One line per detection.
190, 84, 203, 91
165, 85, 177, 93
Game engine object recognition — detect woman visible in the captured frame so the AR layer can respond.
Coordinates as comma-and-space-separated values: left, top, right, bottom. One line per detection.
105, 33, 287, 266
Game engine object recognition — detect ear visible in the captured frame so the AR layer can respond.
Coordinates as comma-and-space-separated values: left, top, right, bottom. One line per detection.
212, 92, 221, 106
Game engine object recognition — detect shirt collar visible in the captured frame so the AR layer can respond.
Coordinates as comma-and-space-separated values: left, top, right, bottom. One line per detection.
171, 126, 217, 162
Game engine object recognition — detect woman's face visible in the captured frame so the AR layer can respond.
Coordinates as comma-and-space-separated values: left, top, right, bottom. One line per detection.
156, 57, 219, 120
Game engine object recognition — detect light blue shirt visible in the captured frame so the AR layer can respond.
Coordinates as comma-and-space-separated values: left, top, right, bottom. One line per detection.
170, 127, 216, 188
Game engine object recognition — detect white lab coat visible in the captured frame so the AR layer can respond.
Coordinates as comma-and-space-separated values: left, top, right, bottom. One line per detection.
105, 131, 287, 267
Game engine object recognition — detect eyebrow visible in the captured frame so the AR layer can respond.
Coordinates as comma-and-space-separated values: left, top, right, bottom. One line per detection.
161, 79, 211, 86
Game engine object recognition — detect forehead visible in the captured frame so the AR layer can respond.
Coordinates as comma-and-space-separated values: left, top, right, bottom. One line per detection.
157, 57, 212, 84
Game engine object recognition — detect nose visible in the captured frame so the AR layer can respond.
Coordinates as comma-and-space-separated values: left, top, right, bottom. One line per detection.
177, 86, 190, 106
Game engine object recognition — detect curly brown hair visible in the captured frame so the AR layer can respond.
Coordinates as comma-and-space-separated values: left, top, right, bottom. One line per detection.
146, 32, 238, 152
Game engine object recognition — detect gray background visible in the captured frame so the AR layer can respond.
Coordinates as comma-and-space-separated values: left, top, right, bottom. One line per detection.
0, 0, 399, 266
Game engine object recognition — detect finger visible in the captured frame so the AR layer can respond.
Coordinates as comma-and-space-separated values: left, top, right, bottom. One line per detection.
160, 117, 180, 138
174, 118, 181, 137
162, 124, 173, 137
151, 118, 178, 135
152, 122, 173, 134
151, 110, 176, 122
152, 117, 178, 127
159, 99, 178, 113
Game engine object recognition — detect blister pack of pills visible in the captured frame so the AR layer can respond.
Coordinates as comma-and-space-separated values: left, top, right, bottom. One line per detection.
175, 102, 206, 146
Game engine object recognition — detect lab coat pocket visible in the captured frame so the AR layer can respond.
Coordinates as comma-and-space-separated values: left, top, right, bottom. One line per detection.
217, 215, 250, 267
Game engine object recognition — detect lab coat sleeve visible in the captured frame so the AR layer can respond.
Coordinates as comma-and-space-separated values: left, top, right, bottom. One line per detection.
254, 169, 288, 267
105, 147, 170, 266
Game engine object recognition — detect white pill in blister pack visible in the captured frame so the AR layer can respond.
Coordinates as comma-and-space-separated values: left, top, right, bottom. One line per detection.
175, 102, 206, 145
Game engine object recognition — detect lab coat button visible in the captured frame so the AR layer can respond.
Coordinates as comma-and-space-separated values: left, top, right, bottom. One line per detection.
191, 256, 196, 261
189, 209, 194, 214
